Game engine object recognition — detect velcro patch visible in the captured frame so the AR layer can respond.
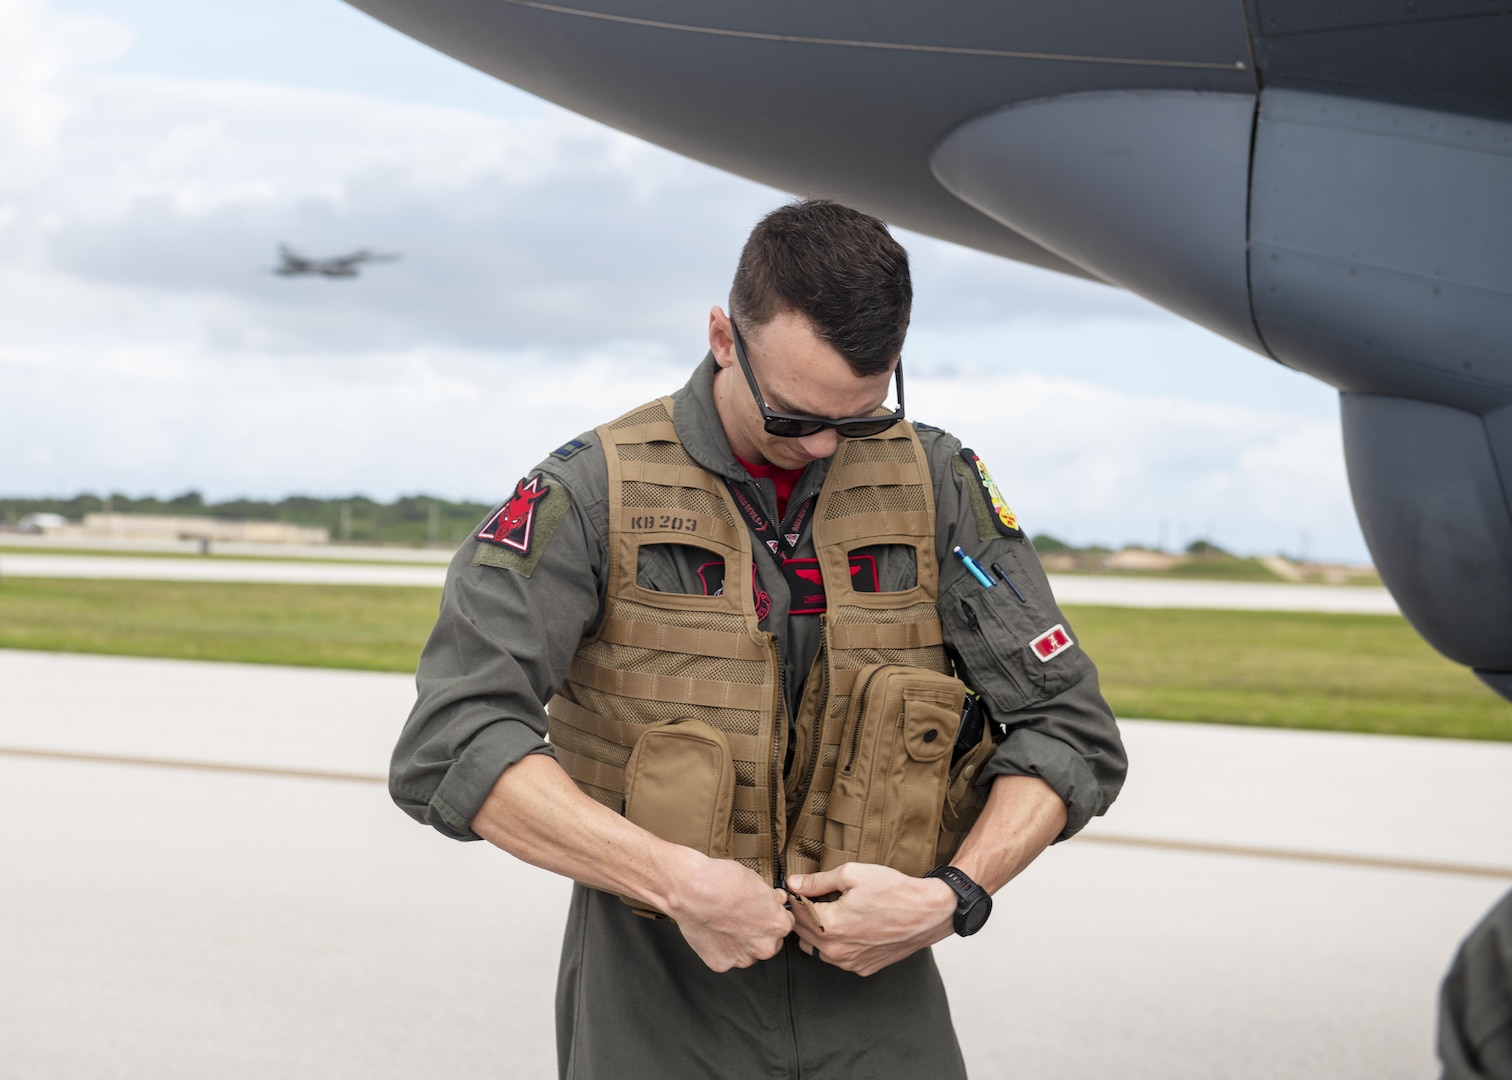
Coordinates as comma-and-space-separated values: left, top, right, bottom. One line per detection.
782, 555, 880, 615
550, 438, 589, 461
696, 561, 772, 621
472, 475, 569, 576
1031, 624, 1074, 663
959, 448, 1024, 540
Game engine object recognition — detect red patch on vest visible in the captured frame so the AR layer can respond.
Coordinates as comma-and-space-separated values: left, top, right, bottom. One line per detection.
697, 561, 773, 621
478, 476, 549, 553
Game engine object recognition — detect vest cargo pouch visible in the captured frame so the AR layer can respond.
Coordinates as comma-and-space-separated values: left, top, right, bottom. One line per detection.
624, 717, 736, 860
937, 713, 996, 866
618, 717, 737, 918
823, 665, 969, 879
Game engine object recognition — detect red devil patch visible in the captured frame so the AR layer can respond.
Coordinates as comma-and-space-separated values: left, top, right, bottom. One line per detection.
478, 476, 550, 553
697, 561, 773, 621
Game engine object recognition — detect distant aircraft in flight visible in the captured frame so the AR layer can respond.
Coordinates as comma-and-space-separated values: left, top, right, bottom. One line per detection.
274, 244, 401, 278
345, 0, 1512, 701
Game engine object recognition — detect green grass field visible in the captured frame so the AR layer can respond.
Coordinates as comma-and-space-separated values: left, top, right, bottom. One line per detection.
0, 578, 1506, 741
0, 578, 439, 672
1067, 605, 1510, 741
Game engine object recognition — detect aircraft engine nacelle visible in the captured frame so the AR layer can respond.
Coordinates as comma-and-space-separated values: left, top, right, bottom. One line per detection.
932, 88, 1512, 694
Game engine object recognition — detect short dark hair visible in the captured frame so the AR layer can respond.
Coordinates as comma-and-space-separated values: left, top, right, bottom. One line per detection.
729, 199, 911, 377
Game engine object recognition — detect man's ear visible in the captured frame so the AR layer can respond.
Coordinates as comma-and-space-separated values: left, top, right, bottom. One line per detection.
708, 306, 736, 369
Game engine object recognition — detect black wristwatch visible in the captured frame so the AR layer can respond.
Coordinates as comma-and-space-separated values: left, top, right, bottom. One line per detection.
927, 865, 993, 937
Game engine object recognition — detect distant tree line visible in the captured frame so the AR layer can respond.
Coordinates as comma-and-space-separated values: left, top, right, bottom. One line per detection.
1031, 533, 1234, 559
0, 491, 497, 547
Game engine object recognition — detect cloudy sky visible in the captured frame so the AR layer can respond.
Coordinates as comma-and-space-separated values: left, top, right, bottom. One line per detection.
0, 0, 1367, 560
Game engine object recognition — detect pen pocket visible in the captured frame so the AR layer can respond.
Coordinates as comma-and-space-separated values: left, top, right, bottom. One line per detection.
823, 665, 967, 878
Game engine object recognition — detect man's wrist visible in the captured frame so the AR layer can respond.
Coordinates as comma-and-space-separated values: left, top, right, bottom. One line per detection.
926, 865, 993, 936
643, 841, 708, 917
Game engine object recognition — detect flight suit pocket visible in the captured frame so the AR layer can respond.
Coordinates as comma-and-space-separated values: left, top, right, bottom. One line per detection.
823, 666, 967, 879
945, 570, 1086, 713
623, 717, 735, 859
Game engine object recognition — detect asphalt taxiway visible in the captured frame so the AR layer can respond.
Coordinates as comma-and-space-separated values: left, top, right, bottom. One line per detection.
2, 649, 1506, 1079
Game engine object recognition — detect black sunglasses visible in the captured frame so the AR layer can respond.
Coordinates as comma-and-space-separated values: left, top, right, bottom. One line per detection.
729, 319, 906, 439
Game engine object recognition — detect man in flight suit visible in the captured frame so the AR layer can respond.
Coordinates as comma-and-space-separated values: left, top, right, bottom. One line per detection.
391, 199, 1127, 1079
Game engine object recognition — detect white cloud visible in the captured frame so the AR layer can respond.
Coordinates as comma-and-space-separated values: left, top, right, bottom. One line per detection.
0, 0, 1371, 562
0, 0, 129, 193
912, 375, 1358, 559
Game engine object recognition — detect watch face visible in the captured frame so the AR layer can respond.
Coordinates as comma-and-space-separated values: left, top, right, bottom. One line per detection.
959, 894, 992, 936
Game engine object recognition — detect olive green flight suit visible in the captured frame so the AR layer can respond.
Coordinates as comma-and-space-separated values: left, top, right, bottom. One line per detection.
1440, 887, 1512, 1080
391, 355, 1127, 1079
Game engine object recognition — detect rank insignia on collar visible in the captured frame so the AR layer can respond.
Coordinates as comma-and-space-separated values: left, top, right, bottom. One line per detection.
960, 449, 1024, 539
1031, 624, 1074, 663
478, 475, 550, 554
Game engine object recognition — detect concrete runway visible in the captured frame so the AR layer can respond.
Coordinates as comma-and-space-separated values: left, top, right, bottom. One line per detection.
0, 551, 1400, 613
3, 649, 1507, 1079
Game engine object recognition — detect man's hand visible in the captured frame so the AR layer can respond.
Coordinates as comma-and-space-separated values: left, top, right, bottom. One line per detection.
663, 851, 795, 972
784, 776, 1071, 976
785, 863, 957, 977
470, 755, 793, 973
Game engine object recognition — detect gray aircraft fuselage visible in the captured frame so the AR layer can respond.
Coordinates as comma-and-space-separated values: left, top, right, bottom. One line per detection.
343, 0, 1512, 701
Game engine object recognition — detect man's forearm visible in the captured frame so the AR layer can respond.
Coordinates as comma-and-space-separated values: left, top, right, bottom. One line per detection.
949, 773, 1068, 894
468, 752, 796, 972
469, 752, 700, 908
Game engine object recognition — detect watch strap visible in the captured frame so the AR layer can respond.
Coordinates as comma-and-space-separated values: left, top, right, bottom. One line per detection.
926, 865, 992, 936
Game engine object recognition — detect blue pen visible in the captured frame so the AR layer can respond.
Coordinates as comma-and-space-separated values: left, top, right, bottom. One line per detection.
952, 546, 995, 589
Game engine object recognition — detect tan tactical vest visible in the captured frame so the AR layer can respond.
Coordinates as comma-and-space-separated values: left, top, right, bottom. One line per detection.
546, 396, 987, 889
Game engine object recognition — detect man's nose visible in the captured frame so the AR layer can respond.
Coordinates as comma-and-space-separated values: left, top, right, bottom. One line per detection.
798, 428, 840, 459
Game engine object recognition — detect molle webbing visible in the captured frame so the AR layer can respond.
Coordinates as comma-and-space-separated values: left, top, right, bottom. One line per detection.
547, 396, 953, 886
548, 398, 783, 880
782, 429, 952, 877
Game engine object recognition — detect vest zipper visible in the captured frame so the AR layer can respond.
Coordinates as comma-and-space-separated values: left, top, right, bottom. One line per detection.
769, 633, 788, 887
788, 618, 830, 835
843, 666, 887, 775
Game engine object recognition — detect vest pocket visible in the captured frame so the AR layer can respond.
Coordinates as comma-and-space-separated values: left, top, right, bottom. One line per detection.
623, 717, 736, 860
823, 665, 967, 878
936, 719, 996, 866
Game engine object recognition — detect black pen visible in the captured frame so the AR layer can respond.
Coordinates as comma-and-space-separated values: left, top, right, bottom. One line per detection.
990, 562, 1027, 603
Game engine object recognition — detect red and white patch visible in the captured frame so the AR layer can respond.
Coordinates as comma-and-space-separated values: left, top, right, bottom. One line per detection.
478, 475, 549, 553
1031, 624, 1074, 663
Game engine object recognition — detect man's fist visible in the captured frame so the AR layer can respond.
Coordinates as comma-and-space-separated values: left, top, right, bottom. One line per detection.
665, 855, 795, 972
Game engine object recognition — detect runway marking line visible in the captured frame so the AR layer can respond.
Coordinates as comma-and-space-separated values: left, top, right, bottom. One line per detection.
5, 744, 1509, 881
0, 745, 385, 786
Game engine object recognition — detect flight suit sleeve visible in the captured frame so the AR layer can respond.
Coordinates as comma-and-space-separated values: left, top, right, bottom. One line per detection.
921, 426, 1128, 841
389, 449, 609, 841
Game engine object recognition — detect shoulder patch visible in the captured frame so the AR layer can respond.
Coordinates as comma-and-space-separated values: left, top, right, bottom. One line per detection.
471, 475, 570, 576
957, 449, 1024, 540
550, 438, 589, 461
